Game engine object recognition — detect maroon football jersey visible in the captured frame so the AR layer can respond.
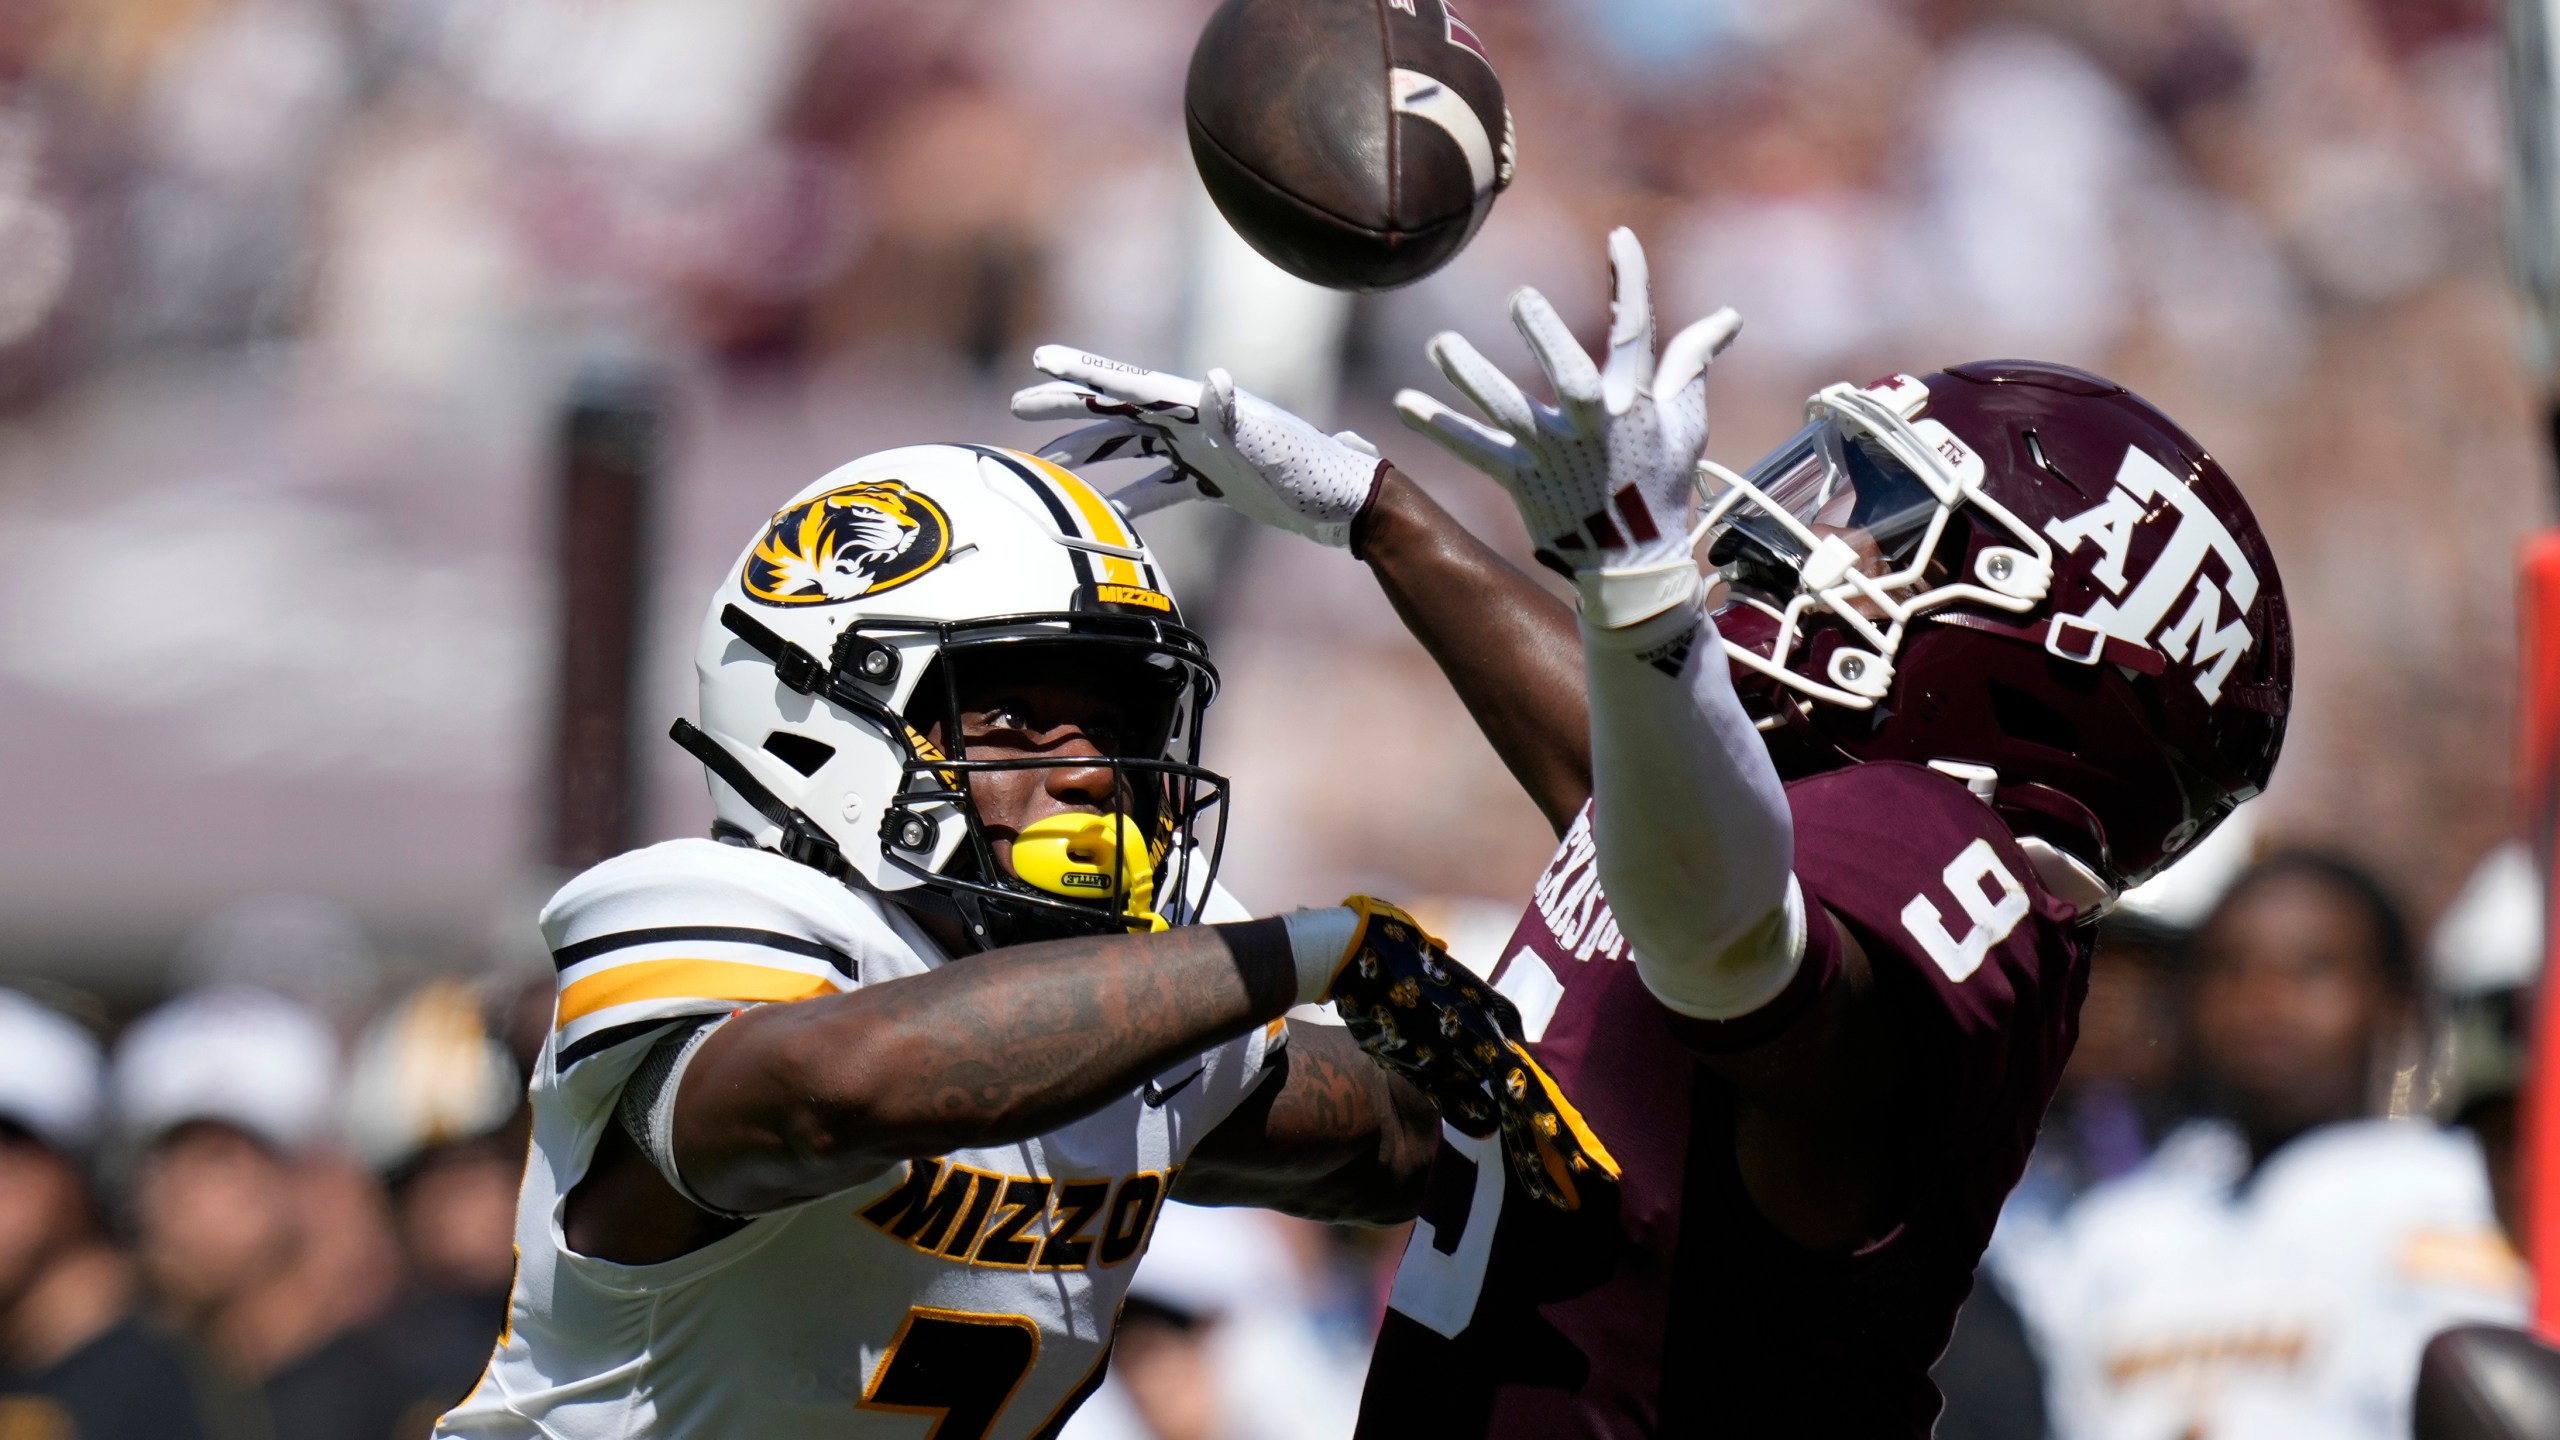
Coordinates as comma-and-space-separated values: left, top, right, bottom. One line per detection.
1356, 761, 2087, 1438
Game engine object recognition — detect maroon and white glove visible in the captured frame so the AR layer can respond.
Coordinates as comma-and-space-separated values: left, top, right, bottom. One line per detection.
1395, 228, 1739, 621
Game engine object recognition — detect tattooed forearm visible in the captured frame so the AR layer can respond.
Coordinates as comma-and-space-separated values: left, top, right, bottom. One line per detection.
1173, 1027, 1438, 1225
676, 920, 1299, 1213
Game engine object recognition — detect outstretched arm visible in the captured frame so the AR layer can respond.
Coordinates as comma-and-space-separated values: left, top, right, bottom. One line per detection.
1395, 230, 1799, 1022
1575, 596, 1802, 1017
1009, 356, 1593, 833
673, 920, 1307, 1215
566, 899, 1577, 1262
1174, 1025, 1440, 1226
568, 915, 1343, 1263
1352, 472, 1592, 834
1013, 235, 1797, 1013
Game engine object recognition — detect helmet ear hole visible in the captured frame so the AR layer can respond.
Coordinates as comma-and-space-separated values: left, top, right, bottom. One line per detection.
762, 731, 838, 777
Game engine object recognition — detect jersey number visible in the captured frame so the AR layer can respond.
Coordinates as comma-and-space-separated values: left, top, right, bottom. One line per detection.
1899, 837, 2028, 983
1384, 1125, 1507, 1338
860, 1307, 1040, 1440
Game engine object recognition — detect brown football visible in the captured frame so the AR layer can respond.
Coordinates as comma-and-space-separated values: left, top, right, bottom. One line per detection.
1185, 0, 1514, 292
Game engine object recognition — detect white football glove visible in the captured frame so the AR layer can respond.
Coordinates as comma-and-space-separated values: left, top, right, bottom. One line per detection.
1395, 228, 1740, 579
1011, 348, 1389, 549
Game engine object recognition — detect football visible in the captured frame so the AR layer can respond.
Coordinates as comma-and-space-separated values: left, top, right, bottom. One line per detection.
1185, 0, 1515, 292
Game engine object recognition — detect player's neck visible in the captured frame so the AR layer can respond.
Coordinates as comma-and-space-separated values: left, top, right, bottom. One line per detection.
0, 1239, 128, 1374
912, 905, 971, 958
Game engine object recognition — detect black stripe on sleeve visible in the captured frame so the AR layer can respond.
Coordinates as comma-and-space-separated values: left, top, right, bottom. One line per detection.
550, 925, 857, 977
558, 1017, 694, 1072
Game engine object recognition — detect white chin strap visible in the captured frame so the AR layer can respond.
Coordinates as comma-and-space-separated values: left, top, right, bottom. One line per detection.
2018, 838, 2118, 921
1928, 759, 2117, 922
1696, 381, 2059, 719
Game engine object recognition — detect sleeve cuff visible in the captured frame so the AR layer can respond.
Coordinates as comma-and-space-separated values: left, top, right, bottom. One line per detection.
1660, 897, 1841, 1055
1575, 558, 1703, 632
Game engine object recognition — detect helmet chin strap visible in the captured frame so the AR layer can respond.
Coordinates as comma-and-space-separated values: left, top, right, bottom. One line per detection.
2014, 838, 2117, 922
667, 718, 854, 882
1928, 758, 2117, 921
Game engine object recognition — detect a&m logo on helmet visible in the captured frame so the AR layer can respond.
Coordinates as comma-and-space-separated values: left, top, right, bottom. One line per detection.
743, 480, 951, 607
2043, 447, 2261, 705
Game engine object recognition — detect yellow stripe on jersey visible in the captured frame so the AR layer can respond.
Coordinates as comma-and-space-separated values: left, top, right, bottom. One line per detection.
556, 958, 836, 1028
1015, 451, 1145, 588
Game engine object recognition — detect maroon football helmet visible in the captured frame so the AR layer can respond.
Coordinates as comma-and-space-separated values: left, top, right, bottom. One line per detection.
1703, 361, 2290, 898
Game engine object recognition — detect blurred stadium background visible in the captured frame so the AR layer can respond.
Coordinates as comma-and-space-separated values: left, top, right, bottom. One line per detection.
0, 0, 2540, 1436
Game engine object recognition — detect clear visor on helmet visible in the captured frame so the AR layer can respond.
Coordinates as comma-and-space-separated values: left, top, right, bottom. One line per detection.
1706, 416, 1944, 596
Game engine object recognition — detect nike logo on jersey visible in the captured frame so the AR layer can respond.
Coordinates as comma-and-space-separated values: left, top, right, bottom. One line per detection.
860, 1159, 1176, 1271
1141, 1067, 1203, 1108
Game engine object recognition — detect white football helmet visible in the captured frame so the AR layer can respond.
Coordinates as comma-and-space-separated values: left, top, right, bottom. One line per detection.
674, 443, 1224, 948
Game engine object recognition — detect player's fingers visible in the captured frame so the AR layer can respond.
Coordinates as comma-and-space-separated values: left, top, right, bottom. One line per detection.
1525, 1053, 1620, 1183
1510, 287, 1602, 427
1030, 345, 1203, 418
1104, 466, 1202, 518
1201, 368, 1244, 445
1010, 381, 1134, 424
1494, 1113, 1567, 1208
1495, 1042, 1620, 1212
1652, 307, 1742, 404
1600, 228, 1657, 417
1027, 418, 1151, 467
1423, 330, 1540, 439
1394, 389, 1524, 484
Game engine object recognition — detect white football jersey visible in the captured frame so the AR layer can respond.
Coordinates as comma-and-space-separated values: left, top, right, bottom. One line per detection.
2011, 1117, 2528, 1440
436, 838, 1282, 1440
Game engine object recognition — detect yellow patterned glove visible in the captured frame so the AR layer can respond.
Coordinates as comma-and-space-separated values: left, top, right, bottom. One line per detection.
1323, 897, 1621, 1210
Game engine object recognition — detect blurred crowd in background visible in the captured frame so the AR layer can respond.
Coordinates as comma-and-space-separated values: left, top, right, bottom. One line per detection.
0, 0, 2546, 1435
0, 832, 2541, 1439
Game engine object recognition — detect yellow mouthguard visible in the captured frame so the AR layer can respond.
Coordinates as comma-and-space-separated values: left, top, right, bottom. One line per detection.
1011, 812, 1166, 932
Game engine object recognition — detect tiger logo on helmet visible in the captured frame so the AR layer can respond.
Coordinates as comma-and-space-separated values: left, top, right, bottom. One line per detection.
742, 480, 951, 606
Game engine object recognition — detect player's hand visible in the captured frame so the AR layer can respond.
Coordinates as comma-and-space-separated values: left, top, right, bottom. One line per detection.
1319, 897, 1622, 1211
1012, 348, 1389, 548
1394, 228, 1740, 576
